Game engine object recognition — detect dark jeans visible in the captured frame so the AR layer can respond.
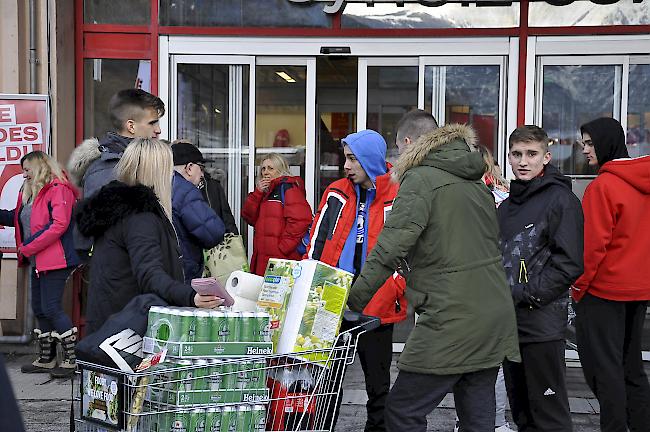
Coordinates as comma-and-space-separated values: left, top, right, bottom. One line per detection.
385, 367, 498, 432
357, 324, 393, 432
31, 267, 74, 333
504, 340, 572, 432
575, 293, 650, 432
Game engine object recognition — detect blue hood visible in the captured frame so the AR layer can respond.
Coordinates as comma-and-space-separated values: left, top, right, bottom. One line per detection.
342, 130, 388, 185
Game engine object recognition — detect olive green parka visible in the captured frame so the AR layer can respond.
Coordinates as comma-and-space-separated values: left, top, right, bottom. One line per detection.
348, 124, 520, 375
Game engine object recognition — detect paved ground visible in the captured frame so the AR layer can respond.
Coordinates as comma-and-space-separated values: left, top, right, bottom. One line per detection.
2, 342, 610, 432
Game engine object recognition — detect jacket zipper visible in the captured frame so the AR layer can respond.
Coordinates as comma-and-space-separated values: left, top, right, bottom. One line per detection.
518, 258, 529, 284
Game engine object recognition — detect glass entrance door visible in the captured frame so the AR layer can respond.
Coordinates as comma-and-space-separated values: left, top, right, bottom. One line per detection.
171, 55, 254, 236
421, 56, 507, 162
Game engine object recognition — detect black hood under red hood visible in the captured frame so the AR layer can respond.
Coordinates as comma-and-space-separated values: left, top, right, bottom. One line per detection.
580, 117, 629, 167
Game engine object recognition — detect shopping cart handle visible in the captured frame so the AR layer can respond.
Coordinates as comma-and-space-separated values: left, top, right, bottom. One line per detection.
342, 310, 381, 332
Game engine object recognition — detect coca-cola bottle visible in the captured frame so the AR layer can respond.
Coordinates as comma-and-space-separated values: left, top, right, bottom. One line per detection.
284, 367, 315, 430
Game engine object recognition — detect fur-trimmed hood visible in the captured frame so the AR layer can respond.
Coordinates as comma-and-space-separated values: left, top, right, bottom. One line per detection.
393, 123, 480, 181
67, 138, 101, 187
76, 181, 165, 238
67, 133, 132, 187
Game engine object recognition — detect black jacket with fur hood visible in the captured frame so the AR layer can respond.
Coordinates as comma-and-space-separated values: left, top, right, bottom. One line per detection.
76, 181, 195, 334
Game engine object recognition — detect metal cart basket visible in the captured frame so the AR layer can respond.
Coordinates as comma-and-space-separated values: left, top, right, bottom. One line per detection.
73, 311, 379, 432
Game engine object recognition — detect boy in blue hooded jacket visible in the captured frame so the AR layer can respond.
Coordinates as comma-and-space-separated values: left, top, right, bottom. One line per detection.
305, 129, 407, 432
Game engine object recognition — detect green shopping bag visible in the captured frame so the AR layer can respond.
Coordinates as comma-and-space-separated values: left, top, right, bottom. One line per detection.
203, 233, 250, 285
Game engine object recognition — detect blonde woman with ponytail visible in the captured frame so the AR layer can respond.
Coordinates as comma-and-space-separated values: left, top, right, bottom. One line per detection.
75, 138, 223, 337
0, 151, 80, 378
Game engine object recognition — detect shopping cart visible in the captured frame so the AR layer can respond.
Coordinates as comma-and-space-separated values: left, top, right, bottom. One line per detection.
73, 311, 379, 432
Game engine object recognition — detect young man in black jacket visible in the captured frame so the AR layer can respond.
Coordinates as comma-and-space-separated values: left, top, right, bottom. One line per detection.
498, 125, 584, 432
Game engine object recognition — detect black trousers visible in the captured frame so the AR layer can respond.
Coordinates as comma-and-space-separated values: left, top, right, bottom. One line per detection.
385, 367, 498, 432
504, 340, 572, 432
575, 293, 650, 432
357, 323, 394, 432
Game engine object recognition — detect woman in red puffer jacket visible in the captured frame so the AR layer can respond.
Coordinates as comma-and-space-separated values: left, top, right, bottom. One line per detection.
242, 154, 312, 275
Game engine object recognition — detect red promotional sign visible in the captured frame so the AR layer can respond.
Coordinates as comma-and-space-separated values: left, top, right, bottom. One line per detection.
0, 94, 50, 253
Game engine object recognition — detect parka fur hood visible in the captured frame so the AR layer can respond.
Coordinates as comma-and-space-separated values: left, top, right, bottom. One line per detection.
393, 123, 477, 181
66, 138, 101, 187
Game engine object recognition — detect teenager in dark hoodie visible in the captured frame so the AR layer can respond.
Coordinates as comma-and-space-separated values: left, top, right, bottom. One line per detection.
498, 125, 584, 432
573, 117, 650, 432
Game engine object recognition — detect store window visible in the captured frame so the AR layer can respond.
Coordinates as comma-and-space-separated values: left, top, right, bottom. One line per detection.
626, 64, 650, 158
541, 64, 620, 175
160, 0, 330, 27
342, 3, 519, 28
84, 0, 150, 25
529, 0, 650, 27
425, 65, 501, 158
367, 65, 419, 162
83, 59, 151, 138
255, 65, 307, 182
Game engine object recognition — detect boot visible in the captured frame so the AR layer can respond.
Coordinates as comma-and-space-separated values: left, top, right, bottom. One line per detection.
50, 327, 78, 378
21, 329, 57, 373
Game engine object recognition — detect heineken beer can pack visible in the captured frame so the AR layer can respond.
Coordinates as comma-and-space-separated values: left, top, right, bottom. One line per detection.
153, 404, 266, 432
147, 307, 271, 344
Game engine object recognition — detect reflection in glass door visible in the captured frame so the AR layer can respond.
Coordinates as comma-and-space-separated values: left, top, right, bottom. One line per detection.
359, 58, 419, 163
422, 57, 506, 162
171, 55, 254, 239
537, 58, 622, 176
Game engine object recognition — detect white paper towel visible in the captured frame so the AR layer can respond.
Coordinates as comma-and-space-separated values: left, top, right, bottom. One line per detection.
226, 271, 264, 312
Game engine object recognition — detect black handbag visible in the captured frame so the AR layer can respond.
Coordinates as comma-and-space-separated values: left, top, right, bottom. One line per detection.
75, 293, 168, 372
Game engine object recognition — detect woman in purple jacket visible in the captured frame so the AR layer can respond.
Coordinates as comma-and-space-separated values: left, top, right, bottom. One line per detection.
0, 151, 80, 378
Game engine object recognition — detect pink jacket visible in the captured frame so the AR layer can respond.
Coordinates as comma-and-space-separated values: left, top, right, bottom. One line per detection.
13, 178, 80, 272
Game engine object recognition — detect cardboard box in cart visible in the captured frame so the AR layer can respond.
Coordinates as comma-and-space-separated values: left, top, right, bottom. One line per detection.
257, 259, 353, 362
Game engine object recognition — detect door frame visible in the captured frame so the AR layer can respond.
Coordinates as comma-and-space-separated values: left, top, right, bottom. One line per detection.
167, 54, 256, 230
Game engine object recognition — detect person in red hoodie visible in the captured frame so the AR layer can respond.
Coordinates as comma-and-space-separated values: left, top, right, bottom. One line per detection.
0, 151, 80, 378
241, 153, 312, 275
573, 117, 650, 432
305, 129, 406, 432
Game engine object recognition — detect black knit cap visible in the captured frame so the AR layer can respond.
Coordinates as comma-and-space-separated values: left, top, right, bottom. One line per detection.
171, 142, 205, 166
580, 117, 629, 167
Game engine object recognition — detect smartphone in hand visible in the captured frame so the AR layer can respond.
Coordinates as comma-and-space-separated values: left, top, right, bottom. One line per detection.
191, 277, 234, 307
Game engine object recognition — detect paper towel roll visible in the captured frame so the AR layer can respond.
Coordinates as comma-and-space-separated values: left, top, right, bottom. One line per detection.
225, 271, 264, 301
232, 298, 259, 313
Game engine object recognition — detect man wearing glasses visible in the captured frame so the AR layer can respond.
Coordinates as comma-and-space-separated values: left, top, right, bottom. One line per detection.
171, 142, 226, 282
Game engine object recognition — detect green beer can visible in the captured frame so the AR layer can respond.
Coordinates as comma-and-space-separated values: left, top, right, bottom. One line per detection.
146, 305, 163, 339
255, 312, 271, 343
209, 310, 229, 342
195, 310, 212, 343
169, 359, 194, 405
206, 359, 224, 391
157, 410, 190, 432
205, 407, 222, 432
179, 309, 197, 343
220, 406, 238, 432
251, 405, 267, 432
225, 311, 242, 342
249, 359, 267, 390
236, 405, 253, 431
192, 359, 209, 393
189, 408, 206, 432
239, 312, 257, 343
221, 360, 239, 391
237, 361, 253, 390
